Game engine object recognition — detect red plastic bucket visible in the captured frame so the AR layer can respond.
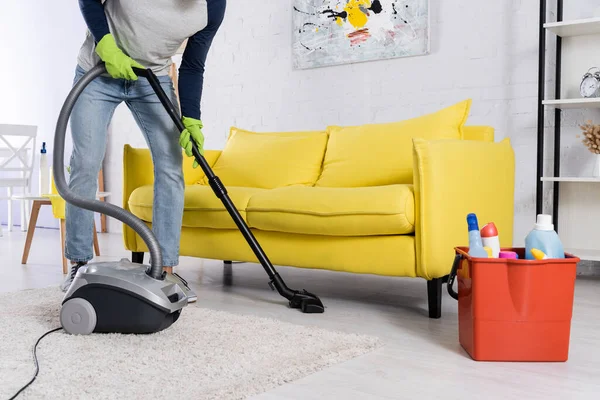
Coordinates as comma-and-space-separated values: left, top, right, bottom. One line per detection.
448, 247, 579, 362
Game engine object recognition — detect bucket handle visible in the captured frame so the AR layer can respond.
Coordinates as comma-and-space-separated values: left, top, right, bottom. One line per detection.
447, 253, 462, 300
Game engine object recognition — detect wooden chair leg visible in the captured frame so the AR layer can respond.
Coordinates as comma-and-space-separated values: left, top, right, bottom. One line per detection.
60, 219, 67, 274
93, 221, 100, 256
21, 200, 42, 264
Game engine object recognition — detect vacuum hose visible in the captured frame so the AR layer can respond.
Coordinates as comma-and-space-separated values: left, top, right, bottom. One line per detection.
53, 64, 164, 280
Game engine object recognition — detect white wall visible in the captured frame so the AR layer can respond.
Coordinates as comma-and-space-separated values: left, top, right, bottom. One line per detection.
0, 2, 87, 229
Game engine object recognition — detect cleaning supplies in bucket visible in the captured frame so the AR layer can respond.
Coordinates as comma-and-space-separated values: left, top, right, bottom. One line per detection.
465, 213, 565, 260
531, 248, 549, 260
481, 222, 500, 258
466, 213, 488, 258
499, 251, 518, 259
525, 214, 565, 260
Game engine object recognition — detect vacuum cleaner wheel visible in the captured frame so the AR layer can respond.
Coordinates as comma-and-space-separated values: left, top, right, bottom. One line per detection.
60, 298, 97, 335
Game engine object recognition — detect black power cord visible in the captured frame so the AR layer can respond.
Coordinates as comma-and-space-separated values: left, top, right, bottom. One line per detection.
8, 327, 62, 400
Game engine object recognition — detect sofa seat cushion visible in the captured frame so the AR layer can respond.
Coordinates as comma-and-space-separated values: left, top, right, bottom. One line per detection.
246, 185, 415, 236
128, 185, 265, 229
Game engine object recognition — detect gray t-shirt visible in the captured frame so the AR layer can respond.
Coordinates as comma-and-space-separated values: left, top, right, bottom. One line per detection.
77, 0, 208, 76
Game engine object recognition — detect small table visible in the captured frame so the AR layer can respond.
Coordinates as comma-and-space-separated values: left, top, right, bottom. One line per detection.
17, 193, 110, 272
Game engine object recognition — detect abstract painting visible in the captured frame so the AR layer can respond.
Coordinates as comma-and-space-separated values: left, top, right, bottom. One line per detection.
292, 0, 429, 69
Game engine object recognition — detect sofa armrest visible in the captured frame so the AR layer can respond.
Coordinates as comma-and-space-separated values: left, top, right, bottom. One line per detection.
122, 144, 222, 251
412, 138, 515, 280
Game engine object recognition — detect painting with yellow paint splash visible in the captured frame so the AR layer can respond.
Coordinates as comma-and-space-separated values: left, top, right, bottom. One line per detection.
293, 0, 429, 69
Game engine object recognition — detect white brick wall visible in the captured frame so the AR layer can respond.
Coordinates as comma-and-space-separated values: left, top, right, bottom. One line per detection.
99, 0, 599, 246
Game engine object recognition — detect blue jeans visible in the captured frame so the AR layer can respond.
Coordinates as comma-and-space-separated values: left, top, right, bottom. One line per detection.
66, 65, 184, 266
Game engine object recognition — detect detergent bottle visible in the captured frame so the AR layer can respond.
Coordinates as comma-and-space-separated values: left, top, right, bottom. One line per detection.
524, 214, 565, 260
466, 213, 488, 258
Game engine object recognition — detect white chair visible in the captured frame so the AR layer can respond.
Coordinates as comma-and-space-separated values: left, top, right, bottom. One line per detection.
0, 124, 37, 235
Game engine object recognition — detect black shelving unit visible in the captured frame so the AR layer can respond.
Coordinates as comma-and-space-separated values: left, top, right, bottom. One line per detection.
536, 0, 564, 232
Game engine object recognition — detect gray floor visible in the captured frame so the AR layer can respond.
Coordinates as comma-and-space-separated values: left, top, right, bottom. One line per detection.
2, 227, 599, 399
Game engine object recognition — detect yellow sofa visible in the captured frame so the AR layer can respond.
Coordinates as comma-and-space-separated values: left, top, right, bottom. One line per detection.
122, 100, 515, 318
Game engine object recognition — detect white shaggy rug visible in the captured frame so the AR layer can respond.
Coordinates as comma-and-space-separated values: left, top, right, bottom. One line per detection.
0, 287, 381, 400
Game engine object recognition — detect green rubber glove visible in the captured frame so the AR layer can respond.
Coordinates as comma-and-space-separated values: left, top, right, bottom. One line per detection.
179, 117, 205, 168
95, 34, 144, 80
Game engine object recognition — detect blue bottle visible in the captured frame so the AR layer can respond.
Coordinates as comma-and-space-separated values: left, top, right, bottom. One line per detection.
525, 214, 565, 260
467, 213, 488, 258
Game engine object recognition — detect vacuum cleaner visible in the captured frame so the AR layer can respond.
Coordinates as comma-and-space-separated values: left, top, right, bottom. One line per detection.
54, 63, 325, 335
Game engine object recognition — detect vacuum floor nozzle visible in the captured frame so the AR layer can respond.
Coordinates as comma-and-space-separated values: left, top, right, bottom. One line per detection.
289, 290, 325, 314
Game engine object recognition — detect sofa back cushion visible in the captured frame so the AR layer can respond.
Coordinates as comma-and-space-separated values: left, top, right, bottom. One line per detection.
315, 99, 472, 188
205, 127, 329, 189
462, 125, 494, 142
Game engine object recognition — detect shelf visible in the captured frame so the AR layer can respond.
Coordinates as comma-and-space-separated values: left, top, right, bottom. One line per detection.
541, 177, 600, 183
544, 17, 600, 37
542, 98, 600, 109
566, 248, 600, 261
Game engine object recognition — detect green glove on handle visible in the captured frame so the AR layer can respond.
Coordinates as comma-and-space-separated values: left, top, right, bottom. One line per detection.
179, 116, 205, 168
95, 34, 145, 80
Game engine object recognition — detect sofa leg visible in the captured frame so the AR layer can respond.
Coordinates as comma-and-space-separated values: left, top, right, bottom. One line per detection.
132, 252, 144, 264
224, 260, 232, 265
223, 262, 233, 286
427, 278, 443, 319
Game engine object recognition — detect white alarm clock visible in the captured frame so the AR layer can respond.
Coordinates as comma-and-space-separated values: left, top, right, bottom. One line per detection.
580, 67, 600, 98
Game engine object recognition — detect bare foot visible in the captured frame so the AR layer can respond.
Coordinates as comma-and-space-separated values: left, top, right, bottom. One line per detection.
164, 266, 173, 275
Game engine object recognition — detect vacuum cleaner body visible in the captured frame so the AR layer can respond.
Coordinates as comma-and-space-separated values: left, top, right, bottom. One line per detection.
61, 259, 188, 335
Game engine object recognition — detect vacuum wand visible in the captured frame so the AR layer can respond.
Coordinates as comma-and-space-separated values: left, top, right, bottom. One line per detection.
131, 67, 325, 313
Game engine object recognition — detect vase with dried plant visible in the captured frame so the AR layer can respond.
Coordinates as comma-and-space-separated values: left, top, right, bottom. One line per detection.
578, 121, 600, 178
